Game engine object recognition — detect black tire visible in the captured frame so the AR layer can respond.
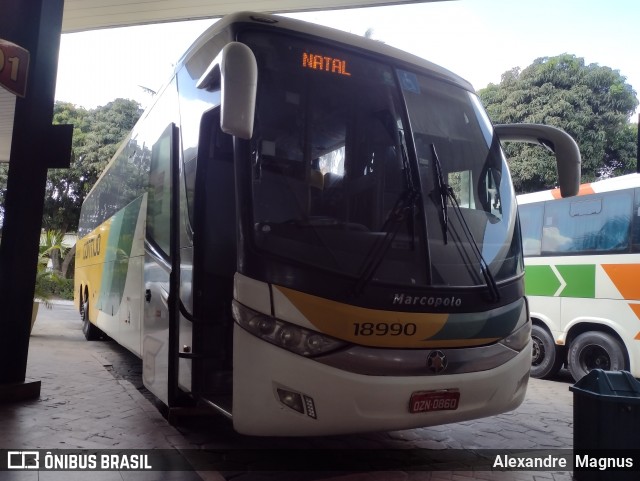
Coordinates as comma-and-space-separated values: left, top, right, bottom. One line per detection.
531, 324, 564, 379
568, 331, 626, 382
81, 301, 101, 341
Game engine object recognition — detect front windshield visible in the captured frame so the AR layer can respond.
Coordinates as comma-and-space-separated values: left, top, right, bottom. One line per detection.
399, 70, 522, 286
242, 30, 522, 289
244, 30, 427, 287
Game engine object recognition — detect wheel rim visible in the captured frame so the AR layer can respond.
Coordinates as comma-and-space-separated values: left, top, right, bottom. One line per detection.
531, 335, 544, 366
579, 344, 611, 372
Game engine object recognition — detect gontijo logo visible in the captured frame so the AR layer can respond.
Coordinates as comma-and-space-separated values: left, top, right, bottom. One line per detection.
82, 233, 101, 260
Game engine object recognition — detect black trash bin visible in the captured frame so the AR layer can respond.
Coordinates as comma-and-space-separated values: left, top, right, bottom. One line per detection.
570, 369, 640, 481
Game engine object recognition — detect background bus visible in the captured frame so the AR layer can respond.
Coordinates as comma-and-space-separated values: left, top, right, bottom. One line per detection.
75, 12, 580, 436
519, 173, 640, 382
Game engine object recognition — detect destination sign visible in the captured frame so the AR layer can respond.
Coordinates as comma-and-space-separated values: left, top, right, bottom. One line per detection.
301, 52, 351, 77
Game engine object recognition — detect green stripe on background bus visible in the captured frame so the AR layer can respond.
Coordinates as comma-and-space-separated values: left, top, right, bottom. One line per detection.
525, 264, 595, 298
556, 265, 595, 298
525, 265, 560, 296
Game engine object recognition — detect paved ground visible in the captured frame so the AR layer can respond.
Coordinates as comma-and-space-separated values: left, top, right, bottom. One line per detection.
0, 302, 577, 480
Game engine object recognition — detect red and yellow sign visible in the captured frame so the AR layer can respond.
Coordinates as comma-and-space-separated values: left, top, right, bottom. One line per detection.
0, 38, 29, 97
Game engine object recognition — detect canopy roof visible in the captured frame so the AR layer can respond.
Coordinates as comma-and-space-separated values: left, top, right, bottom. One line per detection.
62, 0, 439, 33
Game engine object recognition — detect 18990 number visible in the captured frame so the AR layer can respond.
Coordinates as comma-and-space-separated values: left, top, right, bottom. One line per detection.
353, 322, 417, 336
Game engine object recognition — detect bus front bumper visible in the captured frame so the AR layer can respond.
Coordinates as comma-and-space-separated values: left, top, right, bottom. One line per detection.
231, 325, 531, 436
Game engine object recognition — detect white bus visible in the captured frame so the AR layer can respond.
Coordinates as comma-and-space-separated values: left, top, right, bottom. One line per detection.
519, 173, 640, 382
75, 12, 580, 436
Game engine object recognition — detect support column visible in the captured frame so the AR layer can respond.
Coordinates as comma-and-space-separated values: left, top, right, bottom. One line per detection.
0, 0, 72, 400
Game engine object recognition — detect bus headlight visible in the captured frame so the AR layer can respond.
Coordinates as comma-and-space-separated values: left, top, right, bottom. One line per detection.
232, 300, 347, 357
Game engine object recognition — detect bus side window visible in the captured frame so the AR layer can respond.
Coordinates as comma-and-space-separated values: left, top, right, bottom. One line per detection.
518, 203, 543, 256
633, 187, 640, 252
147, 125, 175, 256
541, 191, 633, 255
541, 199, 578, 254
448, 170, 473, 209
478, 166, 502, 220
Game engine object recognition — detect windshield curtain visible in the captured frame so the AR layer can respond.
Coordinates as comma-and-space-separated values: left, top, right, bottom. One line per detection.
399, 69, 522, 286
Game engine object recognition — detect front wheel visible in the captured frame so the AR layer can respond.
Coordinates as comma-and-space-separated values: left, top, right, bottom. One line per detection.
531, 324, 564, 379
568, 331, 626, 382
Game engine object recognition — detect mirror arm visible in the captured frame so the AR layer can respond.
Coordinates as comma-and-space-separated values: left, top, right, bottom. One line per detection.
494, 123, 581, 197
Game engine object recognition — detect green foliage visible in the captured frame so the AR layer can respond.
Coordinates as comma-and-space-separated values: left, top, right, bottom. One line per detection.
478, 54, 639, 193
36, 273, 74, 301
41, 102, 90, 233
39, 229, 68, 272
0, 100, 141, 298
34, 253, 57, 306
1, 99, 142, 232
35, 230, 75, 300
44, 99, 143, 233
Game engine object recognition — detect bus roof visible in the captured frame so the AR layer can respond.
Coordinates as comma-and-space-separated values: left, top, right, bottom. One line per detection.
176, 11, 475, 92
517, 173, 640, 205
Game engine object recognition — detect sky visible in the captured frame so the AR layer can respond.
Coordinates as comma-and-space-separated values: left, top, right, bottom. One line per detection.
55, 0, 640, 118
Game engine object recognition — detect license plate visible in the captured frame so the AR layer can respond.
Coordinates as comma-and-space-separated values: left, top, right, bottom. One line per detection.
409, 389, 460, 413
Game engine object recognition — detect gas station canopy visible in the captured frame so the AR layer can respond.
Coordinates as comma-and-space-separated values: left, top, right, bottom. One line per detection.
62, 0, 439, 33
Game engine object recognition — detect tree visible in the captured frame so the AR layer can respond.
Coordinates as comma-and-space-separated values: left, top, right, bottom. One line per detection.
42, 102, 90, 233
44, 98, 143, 233
478, 54, 639, 193
43, 99, 143, 278
0, 99, 142, 276
39, 229, 69, 275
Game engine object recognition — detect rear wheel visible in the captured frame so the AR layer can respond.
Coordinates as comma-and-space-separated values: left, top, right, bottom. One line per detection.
79, 293, 85, 319
530, 324, 564, 379
568, 331, 626, 382
81, 300, 101, 341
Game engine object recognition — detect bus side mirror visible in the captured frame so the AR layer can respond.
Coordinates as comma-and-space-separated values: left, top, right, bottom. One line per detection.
197, 42, 258, 140
494, 124, 581, 198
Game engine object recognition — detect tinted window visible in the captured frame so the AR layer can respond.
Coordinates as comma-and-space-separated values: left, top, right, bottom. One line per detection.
405, 73, 521, 285
244, 30, 428, 287
77, 138, 150, 238
542, 191, 633, 254
518, 203, 544, 256
634, 188, 640, 252
146, 125, 175, 255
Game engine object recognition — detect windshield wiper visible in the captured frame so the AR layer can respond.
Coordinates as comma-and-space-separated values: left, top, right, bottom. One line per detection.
352, 188, 419, 297
430, 144, 449, 244
352, 131, 419, 296
430, 144, 500, 303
